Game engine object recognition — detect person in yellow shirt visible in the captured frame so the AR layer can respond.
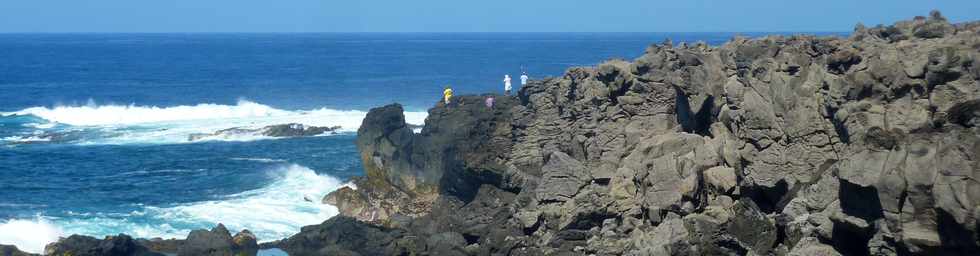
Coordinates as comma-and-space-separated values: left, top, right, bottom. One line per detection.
443, 85, 454, 106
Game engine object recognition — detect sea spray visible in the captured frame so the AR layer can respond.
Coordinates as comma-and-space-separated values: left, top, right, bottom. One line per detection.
0, 216, 64, 254
138, 164, 342, 241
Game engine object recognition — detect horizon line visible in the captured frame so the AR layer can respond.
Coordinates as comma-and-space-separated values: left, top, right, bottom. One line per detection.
0, 31, 851, 34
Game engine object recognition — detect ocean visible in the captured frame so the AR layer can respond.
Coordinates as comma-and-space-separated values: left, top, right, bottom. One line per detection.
0, 32, 843, 253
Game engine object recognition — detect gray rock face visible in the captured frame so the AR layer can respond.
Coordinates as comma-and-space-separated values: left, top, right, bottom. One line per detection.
296, 11, 980, 256
322, 96, 521, 225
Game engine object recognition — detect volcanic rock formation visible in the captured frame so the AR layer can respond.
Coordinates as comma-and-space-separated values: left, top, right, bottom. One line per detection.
304, 11, 980, 256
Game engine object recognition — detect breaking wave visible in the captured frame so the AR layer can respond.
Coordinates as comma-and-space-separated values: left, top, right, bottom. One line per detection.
1, 100, 428, 145
0, 217, 64, 254
0, 164, 345, 253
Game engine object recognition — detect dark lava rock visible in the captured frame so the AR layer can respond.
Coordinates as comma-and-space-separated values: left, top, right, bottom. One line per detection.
261, 123, 340, 137
188, 123, 340, 141
44, 234, 163, 256
0, 244, 37, 256
278, 216, 404, 256
177, 224, 258, 256
231, 229, 258, 256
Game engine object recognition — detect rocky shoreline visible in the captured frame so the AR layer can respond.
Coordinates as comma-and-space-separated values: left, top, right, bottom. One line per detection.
4, 11, 978, 256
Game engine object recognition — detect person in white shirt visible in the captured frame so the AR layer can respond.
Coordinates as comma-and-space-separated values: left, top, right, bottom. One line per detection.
520, 72, 529, 87
504, 75, 512, 95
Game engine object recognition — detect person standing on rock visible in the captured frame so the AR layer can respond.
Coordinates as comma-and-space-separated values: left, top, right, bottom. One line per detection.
443, 85, 454, 106
504, 74, 512, 95
520, 72, 529, 88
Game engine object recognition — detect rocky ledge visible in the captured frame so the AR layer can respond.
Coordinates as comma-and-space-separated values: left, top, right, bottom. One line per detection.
298, 11, 980, 256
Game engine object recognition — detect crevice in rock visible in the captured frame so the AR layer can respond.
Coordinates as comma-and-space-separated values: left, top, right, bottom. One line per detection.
441, 164, 508, 203
522, 217, 542, 236
565, 212, 617, 231
937, 208, 980, 253
946, 99, 980, 128
837, 179, 885, 221
742, 179, 789, 214
828, 220, 872, 256
674, 88, 715, 136
462, 234, 481, 245
713, 236, 750, 256
825, 104, 851, 144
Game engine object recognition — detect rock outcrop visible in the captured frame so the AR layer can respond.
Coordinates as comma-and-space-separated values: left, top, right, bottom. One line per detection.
0, 244, 37, 256
44, 234, 163, 256
177, 224, 257, 256
304, 12, 980, 256
187, 123, 340, 141
323, 96, 520, 225
42, 224, 258, 256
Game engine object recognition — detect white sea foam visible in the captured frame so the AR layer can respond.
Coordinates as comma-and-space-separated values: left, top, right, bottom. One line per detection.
0, 217, 64, 254
1, 164, 346, 251
1, 135, 51, 143
54, 164, 344, 243
230, 157, 288, 163
9, 100, 288, 126
3, 100, 428, 145
144, 164, 342, 241
22, 122, 57, 129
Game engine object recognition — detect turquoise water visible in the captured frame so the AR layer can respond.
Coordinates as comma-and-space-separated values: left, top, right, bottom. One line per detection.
0, 32, 845, 253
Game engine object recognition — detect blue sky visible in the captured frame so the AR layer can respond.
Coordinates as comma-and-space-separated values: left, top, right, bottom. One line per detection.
0, 0, 977, 32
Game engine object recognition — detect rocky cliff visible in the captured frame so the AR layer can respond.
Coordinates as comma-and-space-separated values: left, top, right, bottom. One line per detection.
294, 12, 980, 256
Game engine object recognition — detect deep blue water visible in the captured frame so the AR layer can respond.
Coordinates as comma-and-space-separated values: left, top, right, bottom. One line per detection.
0, 32, 845, 252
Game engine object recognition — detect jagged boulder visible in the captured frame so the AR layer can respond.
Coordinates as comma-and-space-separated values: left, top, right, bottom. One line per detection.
176, 224, 258, 256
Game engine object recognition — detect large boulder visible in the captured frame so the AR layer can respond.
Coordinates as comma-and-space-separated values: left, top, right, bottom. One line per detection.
177, 224, 257, 256
278, 217, 403, 256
